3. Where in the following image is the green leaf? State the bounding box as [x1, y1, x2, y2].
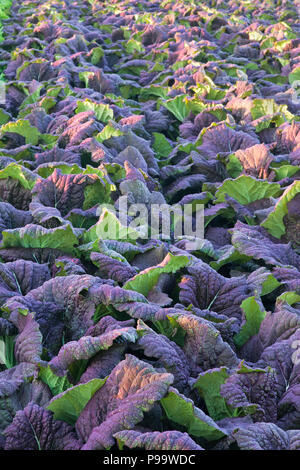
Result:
[39, 133, 57, 147]
[234, 297, 266, 348]
[248, 31, 263, 41]
[260, 36, 276, 50]
[152, 132, 173, 158]
[82, 208, 140, 245]
[18, 85, 43, 111]
[288, 67, 300, 85]
[276, 291, 300, 306]
[123, 253, 190, 297]
[101, 162, 126, 182]
[1, 224, 79, 254]
[152, 315, 186, 348]
[270, 164, 300, 181]
[0, 119, 41, 145]
[0, 339, 6, 367]
[0, 162, 37, 189]
[46, 86, 63, 98]
[160, 95, 191, 122]
[215, 175, 281, 205]
[193, 83, 225, 100]
[82, 167, 115, 209]
[171, 60, 189, 71]
[225, 154, 243, 178]
[0, 108, 11, 125]
[139, 85, 169, 100]
[119, 63, 146, 77]
[68, 359, 89, 384]
[236, 362, 267, 375]
[47, 378, 107, 425]
[119, 84, 140, 99]
[79, 71, 94, 87]
[210, 245, 251, 271]
[38, 96, 57, 114]
[160, 389, 227, 441]
[251, 98, 294, 122]
[125, 38, 145, 54]
[95, 122, 124, 143]
[83, 180, 114, 209]
[261, 181, 300, 238]
[260, 273, 281, 296]
[253, 114, 285, 133]
[0, 335, 16, 369]
[176, 141, 197, 154]
[91, 46, 104, 65]
[192, 367, 232, 421]
[39, 366, 72, 396]
[35, 163, 85, 178]
[75, 99, 113, 123]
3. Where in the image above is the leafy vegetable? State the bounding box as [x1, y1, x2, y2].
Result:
[0, 0, 299, 452]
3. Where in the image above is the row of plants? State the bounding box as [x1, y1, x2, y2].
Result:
[0, 0, 299, 451]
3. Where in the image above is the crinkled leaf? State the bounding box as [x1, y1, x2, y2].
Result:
[4, 403, 82, 450]
[115, 429, 203, 450]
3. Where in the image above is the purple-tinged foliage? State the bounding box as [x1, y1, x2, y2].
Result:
[0, 0, 299, 452]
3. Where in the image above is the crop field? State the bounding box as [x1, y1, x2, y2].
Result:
[0, 0, 299, 452]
